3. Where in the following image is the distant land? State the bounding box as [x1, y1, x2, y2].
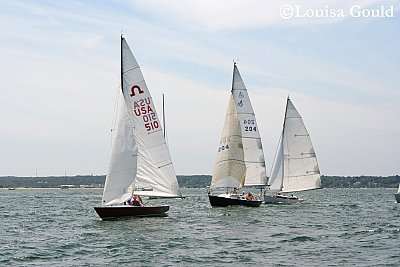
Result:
[0, 175, 399, 189]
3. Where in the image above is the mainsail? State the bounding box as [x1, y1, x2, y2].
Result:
[211, 95, 246, 189]
[120, 37, 181, 198]
[268, 97, 321, 193]
[231, 64, 266, 187]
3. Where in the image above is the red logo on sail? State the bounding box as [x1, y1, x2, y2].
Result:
[130, 85, 144, 97]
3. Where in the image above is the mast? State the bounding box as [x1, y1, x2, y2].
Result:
[162, 93, 166, 138]
[231, 61, 236, 93]
[280, 96, 290, 191]
[120, 34, 124, 93]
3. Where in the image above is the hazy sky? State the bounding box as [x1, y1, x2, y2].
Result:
[1, 0, 399, 177]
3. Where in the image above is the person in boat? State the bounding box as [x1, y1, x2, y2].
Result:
[258, 189, 264, 201]
[124, 195, 144, 206]
[246, 192, 255, 201]
[131, 194, 144, 206]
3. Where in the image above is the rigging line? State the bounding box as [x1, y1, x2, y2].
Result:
[288, 156, 316, 160]
[287, 173, 319, 178]
[158, 162, 173, 169]
[110, 85, 121, 147]
[244, 160, 265, 164]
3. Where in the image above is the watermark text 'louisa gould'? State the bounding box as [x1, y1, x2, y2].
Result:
[280, 4, 395, 20]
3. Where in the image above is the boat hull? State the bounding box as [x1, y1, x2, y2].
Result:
[395, 193, 400, 203]
[94, 205, 169, 220]
[264, 195, 303, 205]
[208, 195, 262, 207]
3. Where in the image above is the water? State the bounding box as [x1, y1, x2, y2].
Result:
[1, 188, 399, 266]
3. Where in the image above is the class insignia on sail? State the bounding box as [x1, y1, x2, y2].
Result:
[94, 35, 181, 220]
[208, 63, 265, 207]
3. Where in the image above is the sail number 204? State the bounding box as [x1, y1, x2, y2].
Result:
[244, 119, 256, 131]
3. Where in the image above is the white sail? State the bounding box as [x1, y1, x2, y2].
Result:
[102, 93, 137, 205]
[231, 64, 267, 187]
[269, 97, 321, 193]
[120, 37, 181, 198]
[268, 133, 284, 192]
[397, 184, 400, 194]
[211, 95, 246, 189]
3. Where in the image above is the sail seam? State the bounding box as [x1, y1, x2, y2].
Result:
[123, 66, 141, 73]
[216, 159, 245, 163]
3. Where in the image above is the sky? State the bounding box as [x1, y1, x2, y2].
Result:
[0, 0, 399, 177]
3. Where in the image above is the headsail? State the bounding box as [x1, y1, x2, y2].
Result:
[102, 93, 137, 205]
[269, 97, 321, 193]
[210, 95, 246, 189]
[231, 64, 267, 187]
[120, 37, 181, 198]
[267, 133, 284, 193]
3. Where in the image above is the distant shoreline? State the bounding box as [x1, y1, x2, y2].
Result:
[0, 175, 399, 189]
[0, 187, 103, 190]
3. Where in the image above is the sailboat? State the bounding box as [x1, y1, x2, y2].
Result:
[265, 97, 321, 204]
[208, 63, 266, 207]
[395, 184, 400, 203]
[94, 36, 182, 219]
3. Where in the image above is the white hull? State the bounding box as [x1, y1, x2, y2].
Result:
[264, 195, 303, 205]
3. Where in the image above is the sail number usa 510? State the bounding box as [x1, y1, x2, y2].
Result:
[133, 96, 160, 132]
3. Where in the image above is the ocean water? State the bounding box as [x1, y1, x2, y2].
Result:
[0, 188, 399, 266]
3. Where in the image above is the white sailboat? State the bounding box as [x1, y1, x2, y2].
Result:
[94, 36, 181, 219]
[208, 63, 266, 207]
[265, 97, 321, 204]
[395, 184, 400, 203]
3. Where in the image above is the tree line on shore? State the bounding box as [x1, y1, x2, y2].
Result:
[0, 175, 399, 188]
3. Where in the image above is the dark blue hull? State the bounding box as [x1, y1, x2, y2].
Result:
[94, 205, 169, 220]
[208, 195, 262, 207]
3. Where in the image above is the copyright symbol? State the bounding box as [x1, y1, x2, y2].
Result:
[280, 4, 294, 20]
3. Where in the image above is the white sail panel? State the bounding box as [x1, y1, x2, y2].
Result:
[280, 98, 321, 193]
[121, 38, 181, 198]
[397, 184, 400, 194]
[231, 64, 266, 187]
[268, 133, 284, 192]
[211, 95, 246, 189]
[102, 93, 137, 205]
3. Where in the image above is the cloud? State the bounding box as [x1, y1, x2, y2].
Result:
[129, 0, 391, 31]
